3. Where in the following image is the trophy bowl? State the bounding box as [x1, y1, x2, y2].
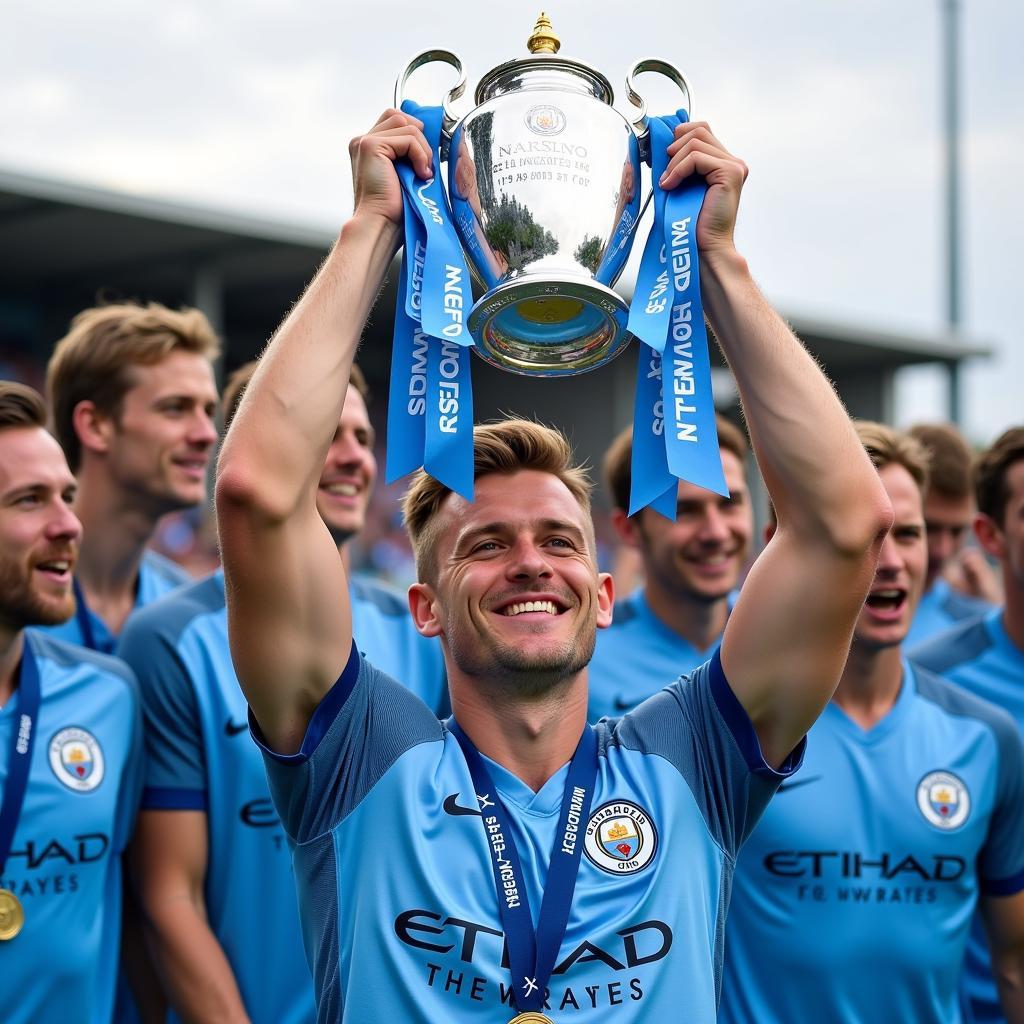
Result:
[396, 15, 692, 377]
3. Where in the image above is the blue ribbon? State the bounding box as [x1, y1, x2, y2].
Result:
[659, 162, 728, 497]
[385, 248, 428, 484]
[449, 720, 598, 1014]
[386, 100, 475, 501]
[628, 346, 678, 518]
[0, 643, 42, 877]
[626, 109, 728, 517]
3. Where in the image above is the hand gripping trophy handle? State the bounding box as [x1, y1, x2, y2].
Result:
[394, 49, 466, 143]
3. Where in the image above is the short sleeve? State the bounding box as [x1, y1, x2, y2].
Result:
[117, 614, 207, 810]
[612, 649, 804, 858]
[252, 644, 443, 844]
[980, 711, 1024, 896]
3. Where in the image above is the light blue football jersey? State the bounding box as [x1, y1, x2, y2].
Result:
[0, 631, 143, 1024]
[719, 661, 1024, 1024]
[254, 646, 801, 1023]
[912, 610, 1024, 1023]
[588, 588, 729, 721]
[116, 570, 447, 1024]
[905, 578, 991, 649]
[40, 549, 190, 654]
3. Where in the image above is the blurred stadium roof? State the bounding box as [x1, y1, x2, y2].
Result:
[0, 166, 991, 482]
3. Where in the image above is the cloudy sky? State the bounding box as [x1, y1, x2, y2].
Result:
[4, 0, 1020, 441]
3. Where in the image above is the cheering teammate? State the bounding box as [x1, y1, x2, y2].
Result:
[116, 360, 445, 1024]
[914, 426, 1024, 1023]
[41, 302, 220, 653]
[904, 422, 993, 646]
[720, 422, 1024, 1024]
[588, 416, 752, 719]
[0, 382, 143, 1022]
[215, 110, 891, 1021]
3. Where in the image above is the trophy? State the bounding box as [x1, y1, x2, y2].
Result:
[388, 14, 724, 513]
[394, 13, 692, 377]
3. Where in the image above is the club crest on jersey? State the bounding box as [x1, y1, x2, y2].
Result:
[916, 770, 970, 830]
[49, 727, 105, 792]
[584, 800, 657, 875]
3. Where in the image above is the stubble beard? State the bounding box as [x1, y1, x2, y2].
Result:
[0, 556, 76, 630]
[446, 613, 598, 702]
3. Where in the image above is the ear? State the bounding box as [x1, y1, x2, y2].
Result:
[611, 507, 643, 550]
[974, 513, 1005, 561]
[409, 582, 443, 638]
[72, 400, 114, 458]
[594, 571, 615, 630]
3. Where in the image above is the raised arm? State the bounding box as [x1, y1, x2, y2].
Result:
[660, 123, 893, 767]
[215, 111, 433, 753]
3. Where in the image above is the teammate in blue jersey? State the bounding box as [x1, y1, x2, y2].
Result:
[0, 382, 143, 1023]
[913, 425, 1024, 1023]
[40, 301, 220, 654]
[117, 360, 446, 1024]
[215, 110, 892, 1022]
[721, 421, 1024, 1024]
[588, 416, 751, 719]
[905, 422, 996, 648]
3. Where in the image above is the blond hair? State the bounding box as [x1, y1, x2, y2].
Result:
[402, 418, 593, 581]
[0, 381, 47, 433]
[855, 421, 930, 494]
[47, 302, 221, 471]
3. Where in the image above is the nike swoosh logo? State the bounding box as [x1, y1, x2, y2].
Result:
[443, 793, 482, 817]
[777, 775, 822, 794]
[613, 696, 635, 711]
[224, 719, 248, 737]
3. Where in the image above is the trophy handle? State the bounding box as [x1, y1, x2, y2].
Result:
[394, 49, 467, 137]
[625, 59, 694, 142]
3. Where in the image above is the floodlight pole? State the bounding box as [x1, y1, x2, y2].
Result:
[941, 0, 963, 423]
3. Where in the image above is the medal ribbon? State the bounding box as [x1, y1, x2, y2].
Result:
[449, 721, 598, 1013]
[386, 100, 475, 501]
[0, 643, 41, 878]
[627, 109, 728, 517]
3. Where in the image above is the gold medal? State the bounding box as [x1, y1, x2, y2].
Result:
[508, 1015, 555, 1024]
[0, 888, 24, 941]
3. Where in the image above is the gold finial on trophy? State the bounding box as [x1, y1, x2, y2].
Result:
[527, 12, 561, 54]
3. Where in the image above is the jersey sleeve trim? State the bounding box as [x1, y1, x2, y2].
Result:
[249, 642, 362, 765]
[982, 869, 1024, 898]
[708, 648, 805, 778]
[142, 786, 208, 811]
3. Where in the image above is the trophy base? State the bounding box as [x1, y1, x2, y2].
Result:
[467, 276, 631, 377]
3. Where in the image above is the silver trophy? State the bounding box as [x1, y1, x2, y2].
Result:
[395, 13, 692, 376]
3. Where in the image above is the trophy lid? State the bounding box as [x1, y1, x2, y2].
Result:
[475, 13, 614, 105]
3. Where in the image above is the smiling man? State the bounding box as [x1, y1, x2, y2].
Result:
[0, 382, 143, 1024]
[215, 110, 891, 1022]
[116, 360, 445, 1024]
[588, 417, 752, 719]
[40, 302, 220, 653]
[720, 423, 1024, 1024]
[913, 426, 1024, 1023]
